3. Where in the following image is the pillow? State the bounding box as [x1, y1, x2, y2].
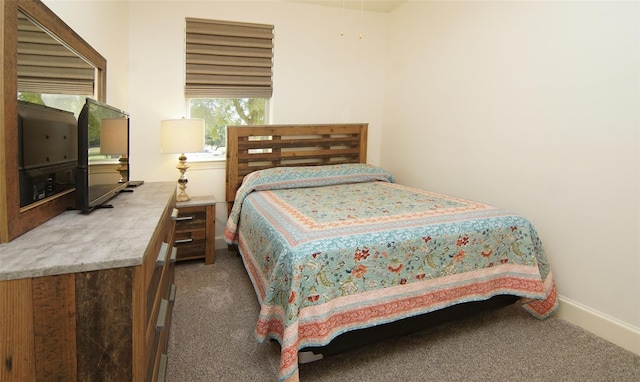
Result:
[224, 163, 394, 244]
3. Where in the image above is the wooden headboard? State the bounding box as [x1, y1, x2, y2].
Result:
[225, 123, 368, 206]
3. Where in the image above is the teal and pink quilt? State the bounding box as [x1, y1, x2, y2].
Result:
[224, 164, 558, 382]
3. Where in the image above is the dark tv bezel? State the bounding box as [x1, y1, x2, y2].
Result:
[76, 98, 130, 212]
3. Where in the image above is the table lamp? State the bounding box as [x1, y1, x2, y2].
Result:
[100, 118, 129, 183]
[160, 118, 205, 201]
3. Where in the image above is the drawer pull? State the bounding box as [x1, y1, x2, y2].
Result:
[169, 284, 177, 303]
[176, 215, 195, 222]
[170, 208, 179, 220]
[170, 247, 177, 263]
[156, 242, 169, 268]
[157, 354, 168, 382]
[175, 238, 193, 244]
[156, 298, 169, 331]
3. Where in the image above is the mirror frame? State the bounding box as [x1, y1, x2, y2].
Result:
[0, 0, 106, 242]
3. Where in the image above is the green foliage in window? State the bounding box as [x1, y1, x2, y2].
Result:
[17, 92, 45, 105]
[189, 98, 265, 150]
[17, 93, 85, 117]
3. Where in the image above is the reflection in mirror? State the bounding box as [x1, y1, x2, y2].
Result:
[76, 98, 130, 212]
[16, 10, 96, 116]
[1, 0, 108, 243]
[99, 118, 129, 183]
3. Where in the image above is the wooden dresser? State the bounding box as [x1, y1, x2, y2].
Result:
[0, 182, 177, 382]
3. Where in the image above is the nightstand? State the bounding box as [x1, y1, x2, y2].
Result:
[175, 195, 216, 264]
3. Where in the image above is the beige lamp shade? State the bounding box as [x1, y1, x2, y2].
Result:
[160, 118, 205, 154]
[100, 118, 128, 155]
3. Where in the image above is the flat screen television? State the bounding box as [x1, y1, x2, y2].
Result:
[76, 98, 130, 212]
[17, 101, 78, 208]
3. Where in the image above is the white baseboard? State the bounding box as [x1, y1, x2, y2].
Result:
[215, 236, 227, 250]
[556, 295, 640, 356]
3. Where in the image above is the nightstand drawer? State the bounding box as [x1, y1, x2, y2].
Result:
[175, 228, 206, 242]
[175, 242, 206, 259]
[175, 209, 206, 230]
[175, 230, 206, 260]
[175, 196, 216, 264]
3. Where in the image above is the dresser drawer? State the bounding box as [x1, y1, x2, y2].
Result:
[144, 244, 175, 382]
[146, 241, 173, 324]
[147, 281, 175, 382]
[141, 200, 177, 382]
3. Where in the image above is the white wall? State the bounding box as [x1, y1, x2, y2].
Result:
[45, 0, 640, 351]
[46, 0, 388, 243]
[128, 0, 387, 239]
[128, 0, 387, 191]
[44, 0, 130, 110]
[383, 0, 640, 335]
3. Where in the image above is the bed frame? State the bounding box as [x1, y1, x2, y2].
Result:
[225, 123, 517, 361]
[225, 123, 368, 213]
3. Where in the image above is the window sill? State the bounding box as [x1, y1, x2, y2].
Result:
[186, 157, 225, 171]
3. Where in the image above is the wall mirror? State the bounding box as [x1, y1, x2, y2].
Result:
[0, 0, 106, 242]
[17, 10, 97, 109]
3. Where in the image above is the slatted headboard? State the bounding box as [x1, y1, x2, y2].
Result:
[225, 123, 368, 208]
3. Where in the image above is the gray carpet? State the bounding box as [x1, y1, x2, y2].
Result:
[167, 249, 640, 381]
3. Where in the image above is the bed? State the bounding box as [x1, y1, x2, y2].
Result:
[223, 123, 558, 382]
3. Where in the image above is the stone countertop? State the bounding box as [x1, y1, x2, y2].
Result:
[176, 195, 216, 208]
[0, 182, 176, 281]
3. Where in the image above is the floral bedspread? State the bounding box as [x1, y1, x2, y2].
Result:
[224, 164, 558, 382]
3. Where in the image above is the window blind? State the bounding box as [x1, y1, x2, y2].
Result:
[17, 12, 95, 96]
[185, 18, 274, 98]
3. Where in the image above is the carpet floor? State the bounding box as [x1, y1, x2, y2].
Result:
[167, 249, 640, 381]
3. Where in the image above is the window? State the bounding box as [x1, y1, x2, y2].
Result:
[188, 98, 266, 157]
[185, 18, 274, 160]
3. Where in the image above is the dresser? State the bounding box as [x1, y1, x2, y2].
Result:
[0, 182, 177, 382]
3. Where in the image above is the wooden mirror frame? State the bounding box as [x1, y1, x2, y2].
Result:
[0, 0, 106, 242]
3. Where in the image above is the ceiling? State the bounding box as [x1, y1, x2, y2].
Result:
[288, 0, 407, 13]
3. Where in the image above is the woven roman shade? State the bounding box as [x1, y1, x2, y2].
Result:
[185, 18, 274, 98]
[17, 12, 95, 96]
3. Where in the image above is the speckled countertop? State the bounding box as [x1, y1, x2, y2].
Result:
[0, 182, 176, 281]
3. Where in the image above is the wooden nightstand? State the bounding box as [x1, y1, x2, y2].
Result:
[175, 195, 216, 264]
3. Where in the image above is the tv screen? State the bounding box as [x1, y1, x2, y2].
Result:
[17, 101, 78, 208]
[76, 98, 130, 212]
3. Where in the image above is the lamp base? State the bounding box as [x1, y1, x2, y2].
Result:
[116, 155, 128, 183]
[176, 153, 190, 201]
[177, 187, 190, 202]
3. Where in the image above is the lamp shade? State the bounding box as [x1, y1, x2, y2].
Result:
[100, 118, 128, 155]
[160, 118, 205, 154]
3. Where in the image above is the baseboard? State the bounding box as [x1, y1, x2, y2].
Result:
[556, 295, 640, 356]
[215, 236, 227, 250]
